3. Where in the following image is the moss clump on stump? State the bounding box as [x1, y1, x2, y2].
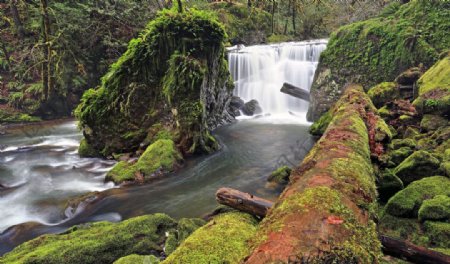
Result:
[75, 8, 233, 157]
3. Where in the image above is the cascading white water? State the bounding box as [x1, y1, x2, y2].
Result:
[228, 40, 327, 118]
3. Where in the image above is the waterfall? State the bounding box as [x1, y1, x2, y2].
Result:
[228, 40, 327, 118]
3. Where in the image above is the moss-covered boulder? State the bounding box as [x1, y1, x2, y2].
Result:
[161, 212, 258, 264]
[163, 218, 206, 256]
[393, 150, 440, 185]
[114, 254, 160, 264]
[423, 221, 450, 248]
[0, 214, 176, 264]
[267, 166, 292, 184]
[413, 52, 450, 116]
[389, 138, 416, 150]
[389, 147, 413, 165]
[308, 1, 449, 121]
[420, 114, 448, 132]
[105, 139, 182, 184]
[418, 195, 450, 222]
[377, 171, 404, 203]
[367, 82, 399, 108]
[75, 9, 233, 157]
[385, 176, 450, 218]
[78, 138, 99, 157]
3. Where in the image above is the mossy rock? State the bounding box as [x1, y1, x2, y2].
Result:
[413, 53, 450, 116]
[164, 218, 206, 256]
[0, 108, 41, 123]
[106, 139, 182, 184]
[267, 165, 292, 184]
[403, 127, 419, 139]
[161, 212, 258, 264]
[375, 117, 393, 142]
[393, 150, 440, 185]
[389, 138, 416, 150]
[308, 0, 450, 121]
[0, 214, 177, 264]
[441, 162, 450, 177]
[78, 138, 100, 158]
[309, 110, 332, 136]
[114, 254, 160, 264]
[418, 195, 450, 222]
[385, 176, 450, 218]
[423, 221, 450, 248]
[377, 171, 404, 203]
[420, 114, 448, 132]
[367, 82, 399, 108]
[389, 147, 413, 166]
[75, 8, 233, 156]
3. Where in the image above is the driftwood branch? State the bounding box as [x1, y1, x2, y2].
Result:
[280, 82, 310, 102]
[215, 187, 273, 217]
[380, 235, 450, 264]
[216, 187, 450, 264]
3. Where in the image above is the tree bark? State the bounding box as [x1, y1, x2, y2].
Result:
[380, 235, 450, 264]
[271, 0, 275, 34]
[216, 188, 273, 217]
[176, 0, 183, 13]
[292, 1, 296, 34]
[40, 0, 52, 101]
[10, 0, 26, 39]
[280, 82, 310, 101]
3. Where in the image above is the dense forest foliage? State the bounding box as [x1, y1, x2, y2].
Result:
[0, 0, 390, 122]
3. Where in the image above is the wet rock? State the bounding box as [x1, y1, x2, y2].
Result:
[267, 166, 292, 184]
[242, 100, 262, 116]
[228, 96, 244, 117]
[420, 114, 448, 132]
[393, 150, 440, 185]
[394, 67, 423, 86]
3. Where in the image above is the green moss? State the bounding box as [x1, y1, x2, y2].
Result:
[418, 195, 450, 222]
[423, 221, 450, 248]
[309, 110, 332, 136]
[377, 171, 404, 203]
[267, 165, 292, 183]
[413, 53, 450, 115]
[378, 106, 391, 118]
[164, 218, 206, 256]
[78, 138, 99, 158]
[114, 254, 160, 264]
[375, 116, 393, 142]
[389, 147, 413, 165]
[393, 150, 440, 185]
[106, 139, 182, 184]
[367, 82, 399, 108]
[389, 138, 416, 150]
[403, 127, 419, 139]
[0, 108, 41, 123]
[161, 212, 258, 264]
[420, 114, 448, 132]
[0, 214, 177, 264]
[385, 176, 450, 218]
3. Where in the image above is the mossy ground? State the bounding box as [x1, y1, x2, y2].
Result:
[0, 107, 41, 123]
[161, 212, 258, 264]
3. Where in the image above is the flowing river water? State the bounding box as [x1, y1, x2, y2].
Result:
[0, 40, 326, 255]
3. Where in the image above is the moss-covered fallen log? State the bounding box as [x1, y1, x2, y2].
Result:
[245, 85, 383, 263]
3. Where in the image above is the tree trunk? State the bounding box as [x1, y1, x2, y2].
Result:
[280, 82, 310, 101]
[292, 2, 296, 35]
[283, 0, 291, 35]
[271, 0, 275, 34]
[176, 0, 183, 13]
[380, 235, 450, 264]
[40, 0, 52, 101]
[10, 0, 26, 39]
[216, 188, 274, 217]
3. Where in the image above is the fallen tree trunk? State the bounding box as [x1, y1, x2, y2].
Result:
[280, 82, 310, 101]
[216, 187, 274, 217]
[380, 235, 450, 264]
[217, 187, 450, 264]
[245, 85, 382, 263]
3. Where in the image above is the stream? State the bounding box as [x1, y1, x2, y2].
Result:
[0, 40, 326, 255]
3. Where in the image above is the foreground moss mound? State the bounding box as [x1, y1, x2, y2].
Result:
[106, 139, 182, 184]
[385, 176, 450, 218]
[161, 212, 258, 264]
[114, 254, 160, 264]
[308, 0, 450, 120]
[0, 214, 176, 264]
[75, 8, 233, 157]
[418, 195, 450, 222]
